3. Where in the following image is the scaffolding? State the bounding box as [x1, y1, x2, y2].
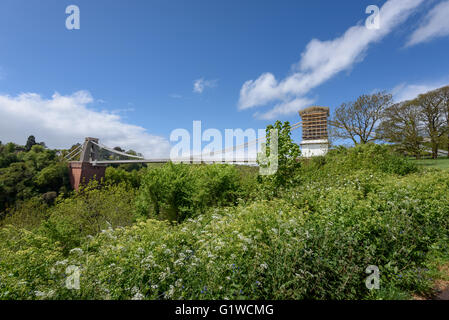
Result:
[299, 106, 329, 141]
[299, 106, 330, 157]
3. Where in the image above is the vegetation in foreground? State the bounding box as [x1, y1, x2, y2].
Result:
[0, 141, 448, 300]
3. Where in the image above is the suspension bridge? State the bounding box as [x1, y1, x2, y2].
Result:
[66, 106, 331, 190]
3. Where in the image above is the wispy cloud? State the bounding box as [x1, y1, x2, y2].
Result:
[170, 93, 183, 99]
[110, 107, 135, 114]
[255, 97, 315, 121]
[407, 0, 449, 46]
[193, 78, 218, 94]
[0, 91, 170, 158]
[392, 78, 449, 102]
[238, 0, 425, 120]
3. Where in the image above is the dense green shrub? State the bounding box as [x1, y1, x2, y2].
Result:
[0, 197, 49, 230]
[40, 181, 137, 251]
[136, 163, 243, 222]
[0, 226, 65, 299]
[104, 167, 142, 188]
[1, 169, 448, 300]
[324, 144, 417, 175]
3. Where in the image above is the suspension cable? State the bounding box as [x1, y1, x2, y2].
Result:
[91, 141, 144, 159]
[66, 149, 82, 161]
[192, 121, 302, 158]
[64, 144, 82, 160]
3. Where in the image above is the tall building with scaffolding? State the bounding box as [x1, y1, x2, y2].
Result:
[299, 106, 329, 157]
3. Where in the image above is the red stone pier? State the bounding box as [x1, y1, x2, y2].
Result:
[68, 137, 106, 191]
[68, 162, 106, 191]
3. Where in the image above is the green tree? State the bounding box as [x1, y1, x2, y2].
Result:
[258, 121, 301, 194]
[439, 85, 449, 157]
[20, 144, 56, 171]
[414, 89, 446, 159]
[0, 140, 70, 214]
[33, 162, 70, 193]
[25, 135, 36, 151]
[378, 100, 424, 158]
[0, 162, 35, 211]
[331, 92, 392, 145]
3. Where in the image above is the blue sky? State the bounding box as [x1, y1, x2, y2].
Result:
[1, 0, 449, 157]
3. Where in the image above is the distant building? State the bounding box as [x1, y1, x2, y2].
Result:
[299, 106, 329, 157]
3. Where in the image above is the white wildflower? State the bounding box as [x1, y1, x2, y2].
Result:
[175, 279, 183, 287]
[131, 287, 144, 300]
[174, 259, 183, 267]
[132, 292, 144, 300]
[164, 285, 175, 299]
[69, 248, 83, 255]
[55, 259, 68, 266]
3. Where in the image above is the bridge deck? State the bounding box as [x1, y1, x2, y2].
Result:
[90, 159, 259, 165]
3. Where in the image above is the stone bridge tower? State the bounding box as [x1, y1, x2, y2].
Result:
[68, 137, 106, 191]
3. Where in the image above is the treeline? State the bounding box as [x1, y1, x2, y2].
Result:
[0, 135, 145, 217]
[331, 85, 449, 158]
[0, 136, 70, 214]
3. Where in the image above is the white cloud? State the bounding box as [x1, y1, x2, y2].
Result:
[255, 97, 315, 121]
[407, 0, 449, 46]
[392, 79, 449, 102]
[238, 0, 425, 120]
[0, 90, 171, 158]
[193, 78, 218, 94]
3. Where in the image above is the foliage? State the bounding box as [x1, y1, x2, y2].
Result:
[33, 162, 70, 194]
[0, 167, 448, 300]
[331, 92, 392, 144]
[39, 181, 138, 252]
[378, 100, 424, 158]
[257, 120, 301, 196]
[414, 88, 447, 159]
[136, 163, 243, 222]
[0, 141, 69, 214]
[104, 166, 142, 188]
[25, 135, 37, 152]
[320, 144, 418, 176]
[378, 85, 449, 159]
[0, 197, 49, 230]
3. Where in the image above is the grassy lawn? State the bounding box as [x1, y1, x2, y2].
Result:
[414, 157, 449, 170]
